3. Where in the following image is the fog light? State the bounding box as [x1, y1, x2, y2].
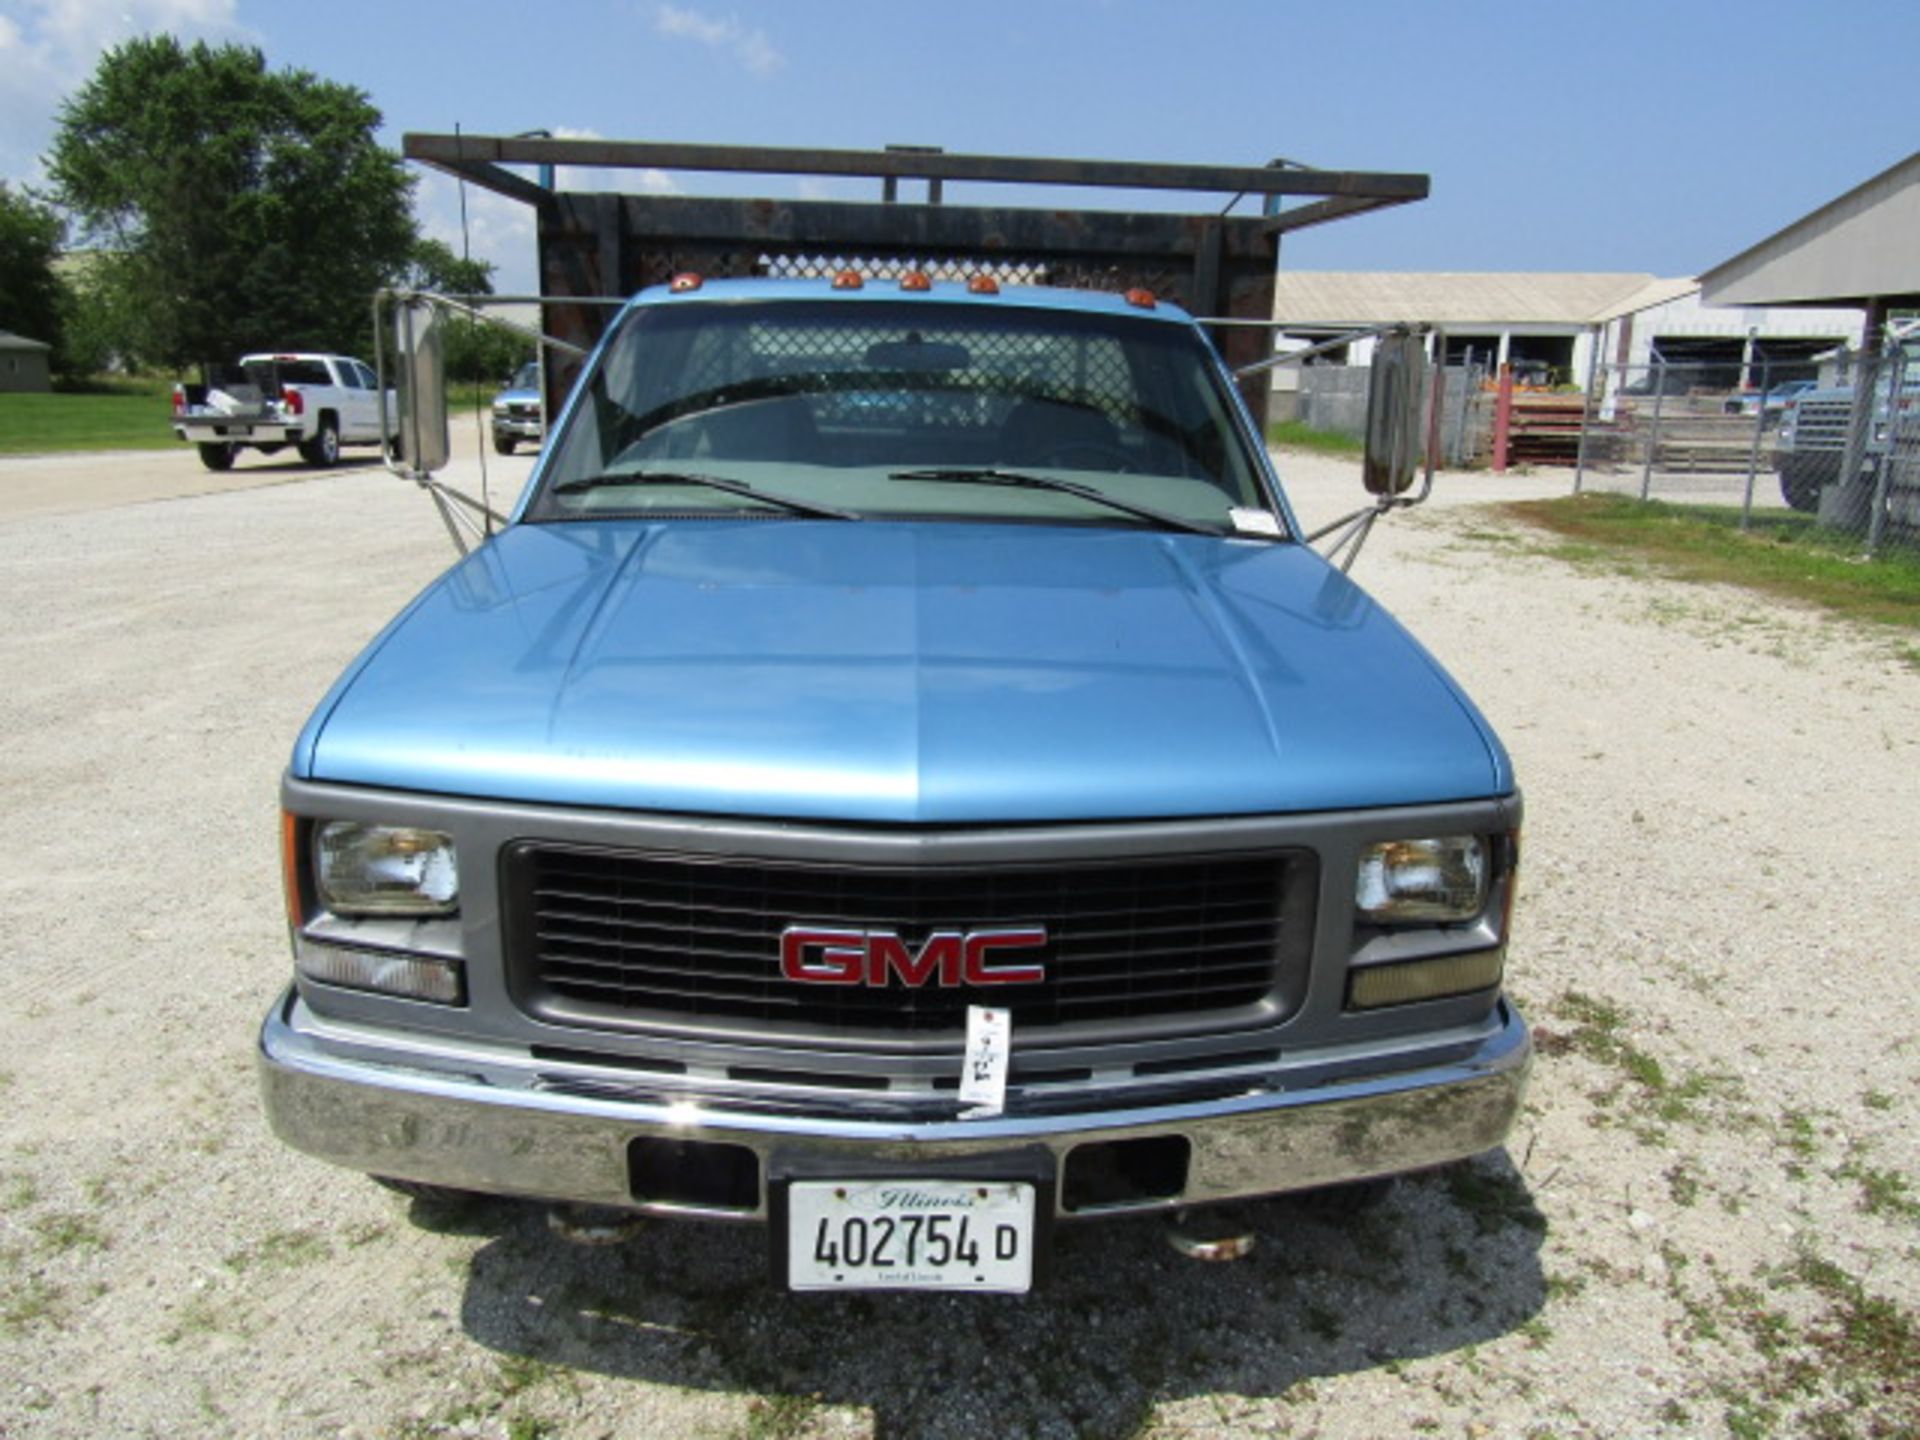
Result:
[295, 938, 465, 1004]
[1348, 950, 1504, 1010]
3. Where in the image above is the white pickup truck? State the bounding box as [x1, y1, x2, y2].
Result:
[171, 352, 396, 471]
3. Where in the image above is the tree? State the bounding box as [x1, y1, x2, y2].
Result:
[405, 237, 529, 384]
[406, 237, 495, 299]
[0, 182, 66, 360]
[46, 36, 417, 368]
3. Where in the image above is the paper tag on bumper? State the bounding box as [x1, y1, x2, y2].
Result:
[959, 1005, 1010, 1116]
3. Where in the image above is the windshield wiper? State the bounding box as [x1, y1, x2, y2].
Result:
[549, 469, 860, 521]
[889, 467, 1226, 537]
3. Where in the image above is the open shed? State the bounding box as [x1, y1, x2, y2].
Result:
[1701, 150, 1920, 337]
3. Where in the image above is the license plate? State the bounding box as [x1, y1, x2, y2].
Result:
[786, 1180, 1035, 1292]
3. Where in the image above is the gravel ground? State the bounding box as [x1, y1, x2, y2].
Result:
[0, 437, 1914, 1440]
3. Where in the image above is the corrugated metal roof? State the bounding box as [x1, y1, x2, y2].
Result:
[1272, 272, 1674, 326]
[1588, 276, 1700, 323]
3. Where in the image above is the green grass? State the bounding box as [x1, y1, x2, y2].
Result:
[0, 376, 181, 455]
[449, 379, 496, 411]
[1267, 419, 1365, 457]
[1502, 493, 1920, 633]
[0, 374, 500, 456]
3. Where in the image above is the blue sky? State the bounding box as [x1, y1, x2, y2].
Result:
[4, 0, 1916, 296]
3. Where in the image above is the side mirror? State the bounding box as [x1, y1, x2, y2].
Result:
[394, 297, 450, 474]
[1362, 332, 1429, 496]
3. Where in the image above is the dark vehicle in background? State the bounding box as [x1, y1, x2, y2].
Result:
[491, 360, 542, 454]
[1774, 373, 1920, 516]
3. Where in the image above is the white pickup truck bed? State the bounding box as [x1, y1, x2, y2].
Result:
[172, 352, 394, 471]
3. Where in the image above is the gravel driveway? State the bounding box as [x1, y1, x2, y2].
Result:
[0, 439, 1913, 1439]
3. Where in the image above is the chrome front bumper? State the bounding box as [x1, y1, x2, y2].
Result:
[258, 989, 1530, 1220]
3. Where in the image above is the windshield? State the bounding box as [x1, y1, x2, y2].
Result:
[508, 361, 538, 392]
[529, 297, 1272, 531]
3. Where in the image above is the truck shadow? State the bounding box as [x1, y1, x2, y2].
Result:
[442, 1151, 1547, 1438]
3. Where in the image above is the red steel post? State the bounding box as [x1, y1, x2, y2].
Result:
[1492, 363, 1515, 473]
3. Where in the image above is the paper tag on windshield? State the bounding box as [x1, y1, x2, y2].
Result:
[1229, 507, 1283, 537]
[958, 1006, 1011, 1116]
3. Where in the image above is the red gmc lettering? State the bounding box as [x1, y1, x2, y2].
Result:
[779, 927, 865, 985]
[963, 929, 1047, 984]
[865, 932, 963, 987]
[780, 926, 1048, 986]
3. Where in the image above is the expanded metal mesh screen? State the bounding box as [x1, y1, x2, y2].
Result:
[627, 251, 1188, 301]
[672, 308, 1146, 434]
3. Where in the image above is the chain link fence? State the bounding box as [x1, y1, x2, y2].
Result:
[1296, 361, 1490, 468]
[1571, 345, 1920, 554]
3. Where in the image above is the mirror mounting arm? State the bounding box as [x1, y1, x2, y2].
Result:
[372, 287, 595, 555]
[1246, 321, 1441, 572]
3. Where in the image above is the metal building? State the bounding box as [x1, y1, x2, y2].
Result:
[1271, 272, 1858, 394]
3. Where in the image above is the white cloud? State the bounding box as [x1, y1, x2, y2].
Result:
[415, 171, 540, 297]
[0, 0, 254, 186]
[549, 124, 684, 196]
[652, 3, 785, 77]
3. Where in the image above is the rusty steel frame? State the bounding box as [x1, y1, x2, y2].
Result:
[402, 133, 1430, 421]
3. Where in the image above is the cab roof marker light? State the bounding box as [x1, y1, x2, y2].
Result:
[832, 269, 865, 290]
[1124, 288, 1158, 309]
[967, 275, 1000, 295]
[900, 271, 932, 292]
[669, 272, 704, 293]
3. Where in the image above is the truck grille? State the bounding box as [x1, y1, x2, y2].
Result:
[505, 844, 1302, 1035]
[1788, 398, 1854, 449]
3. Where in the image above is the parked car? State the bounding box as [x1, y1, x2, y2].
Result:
[491, 360, 542, 454]
[171, 353, 395, 471]
[1723, 378, 1815, 420]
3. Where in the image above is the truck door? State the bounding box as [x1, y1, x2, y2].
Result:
[336, 360, 379, 440]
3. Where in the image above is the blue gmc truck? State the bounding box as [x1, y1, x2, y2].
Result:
[258, 139, 1527, 1293]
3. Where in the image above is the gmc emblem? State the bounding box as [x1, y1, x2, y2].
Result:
[780, 925, 1048, 987]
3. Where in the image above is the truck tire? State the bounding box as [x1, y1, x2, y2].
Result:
[196, 442, 237, 472]
[299, 417, 340, 468]
[1777, 456, 1827, 514]
[493, 433, 516, 456]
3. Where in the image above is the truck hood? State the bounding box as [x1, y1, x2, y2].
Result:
[297, 519, 1509, 823]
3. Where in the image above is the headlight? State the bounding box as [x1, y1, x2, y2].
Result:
[314, 822, 458, 916]
[1355, 835, 1487, 923]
